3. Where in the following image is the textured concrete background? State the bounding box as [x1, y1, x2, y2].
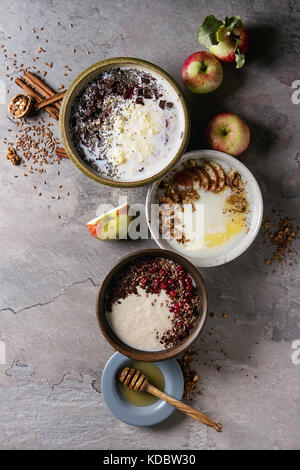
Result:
[0, 0, 300, 450]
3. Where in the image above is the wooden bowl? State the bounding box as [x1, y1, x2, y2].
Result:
[96, 249, 208, 361]
[59, 57, 190, 188]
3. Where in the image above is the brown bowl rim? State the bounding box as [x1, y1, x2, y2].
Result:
[96, 248, 208, 361]
[59, 57, 190, 188]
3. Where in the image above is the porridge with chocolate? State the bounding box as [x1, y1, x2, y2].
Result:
[106, 257, 200, 351]
[70, 67, 185, 181]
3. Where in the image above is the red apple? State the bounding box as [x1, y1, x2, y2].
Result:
[210, 24, 249, 64]
[86, 203, 132, 240]
[205, 113, 250, 156]
[181, 51, 223, 94]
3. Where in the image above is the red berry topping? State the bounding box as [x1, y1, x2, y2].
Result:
[167, 279, 174, 286]
[140, 277, 148, 286]
[169, 306, 175, 313]
[159, 269, 165, 277]
[177, 265, 183, 272]
[160, 282, 167, 290]
[169, 290, 177, 298]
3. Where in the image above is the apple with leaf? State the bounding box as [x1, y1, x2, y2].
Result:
[198, 15, 249, 68]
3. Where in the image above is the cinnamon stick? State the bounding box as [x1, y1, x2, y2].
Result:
[15, 78, 59, 120]
[34, 91, 66, 110]
[24, 72, 62, 111]
[55, 147, 69, 159]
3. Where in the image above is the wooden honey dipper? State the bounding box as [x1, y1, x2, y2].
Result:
[119, 367, 222, 432]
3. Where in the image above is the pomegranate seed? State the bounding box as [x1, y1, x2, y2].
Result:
[173, 302, 180, 310]
[160, 282, 167, 290]
[177, 265, 183, 272]
[153, 278, 160, 287]
[169, 290, 177, 298]
[149, 266, 156, 273]
[153, 287, 159, 294]
[167, 279, 174, 286]
[177, 321, 183, 327]
[186, 284, 192, 291]
[159, 269, 165, 276]
[169, 306, 175, 313]
[140, 277, 148, 285]
[187, 324, 193, 329]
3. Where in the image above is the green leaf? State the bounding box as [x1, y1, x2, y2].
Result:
[235, 49, 245, 68]
[197, 15, 223, 49]
[224, 16, 242, 31]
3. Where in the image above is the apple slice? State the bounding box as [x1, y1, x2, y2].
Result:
[209, 161, 226, 191]
[196, 167, 211, 191]
[86, 203, 132, 241]
[173, 169, 194, 187]
[203, 162, 219, 192]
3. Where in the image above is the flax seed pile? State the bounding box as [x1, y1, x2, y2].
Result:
[4, 118, 61, 174]
[0, 21, 85, 203]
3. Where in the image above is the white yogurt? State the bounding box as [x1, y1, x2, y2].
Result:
[159, 159, 251, 260]
[107, 287, 173, 351]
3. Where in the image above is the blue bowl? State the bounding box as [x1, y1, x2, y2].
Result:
[101, 352, 184, 426]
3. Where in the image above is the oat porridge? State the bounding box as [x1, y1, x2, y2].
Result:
[70, 67, 185, 182]
[105, 257, 200, 351]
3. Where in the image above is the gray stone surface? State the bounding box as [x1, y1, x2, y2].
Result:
[0, 0, 300, 450]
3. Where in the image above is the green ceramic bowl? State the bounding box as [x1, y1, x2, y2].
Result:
[59, 57, 190, 188]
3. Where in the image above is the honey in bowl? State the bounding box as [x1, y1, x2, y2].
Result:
[118, 361, 165, 407]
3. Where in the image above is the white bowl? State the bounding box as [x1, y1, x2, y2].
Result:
[146, 149, 263, 267]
